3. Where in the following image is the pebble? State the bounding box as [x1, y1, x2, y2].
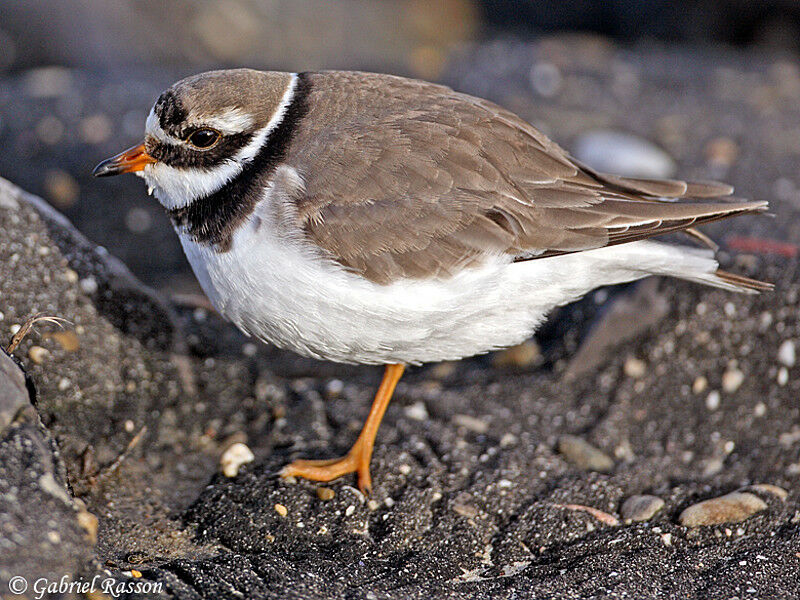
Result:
[404, 401, 429, 421]
[453, 414, 488, 434]
[778, 340, 796, 367]
[529, 61, 563, 97]
[777, 367, 789, 386]
[679, 492, 767, 527]
[558, 435, 614, 473]
[125, 207, 152, 233]
[721, 367, 745, 393]
[693, 376, 708, 394]
[316, 487, 335, 501]
[345, 505, 355, 517]
[492, 340, 541, 368]
[48, 330, 79, 352]
[79, 114, 112, 144]
[44, 169, 79, 209]
[706, 390, 721, 411]
[27, 345, 49, 364]
[621, 495, 665, 522]
[80, 277, 98, 295]
[623, 356, 647, 379]
[704, 136, 739, 168]
[748, 484, 788, 501]
[220, 442, 254, 477]
[274, 503, 288, 517]
[573, 129, 676, 179]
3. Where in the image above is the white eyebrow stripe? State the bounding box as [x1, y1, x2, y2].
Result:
[198, 107, 254, 134]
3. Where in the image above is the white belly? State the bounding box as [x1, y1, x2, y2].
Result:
[177, 205, 714, 365]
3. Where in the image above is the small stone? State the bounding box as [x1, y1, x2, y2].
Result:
[679, 492, 767, 527]
[274, 503, 288, 517]
[493, 340, 541, 368]
[316, 487, 335, 501]
[404, 401, 429, 421]
[754, 402, 767, 417]
[623, 356, 647, 379]
[63, 269, 79, 284]
[453, 414, 488, 434]
[79, 114, 112, 144]
[693, 376, 708, 394]
[80, 277, 98, 295]
[58, 377, 71, 391]
[558, 435, 614, 473]
[722, 367, 745, 393]
[220, 442, 254, 477]
[573, 129, 676, 179]
[325, 379, 344, 397]
[706, 390, 721, 411]
[778, 340, 796, 367]
[77, 510, 98, 543]
[367, 499, 379, 511]
[48, 330, 80, 352]
[44, 169, 79, 209]
[748, 484, 788, 501]
[125, 207, 152, 233]
[399, 464, 411, 475]
[621, 495, 665, 522]
[704, 136, 739, 168]
[500, 433, 518, 448]
[345, 505, 355, 517]
[529, 61, 563, 97]
[777, 367, 789, 386]
[27, 345, 49, 364]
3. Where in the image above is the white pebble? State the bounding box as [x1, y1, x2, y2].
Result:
[399, 464, 411, 475]
[529, 62, 563, 97]
[404, 401, 429, 421]
[754, 402, 767, 417]
[573, 129, 676, 179]
[722, 367, 745, 393]
[220, 442, 254, 477]
[79, 277, 98, 294]
[706, 391, 721, 411]
[58, 377, 71, 391]
[778, 340, 796, 367]
[241, 342, 257, 357]
[777, 367, 789, 386]
[345, 505, 355, 517]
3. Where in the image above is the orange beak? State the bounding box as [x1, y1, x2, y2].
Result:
[92, 142, 156, 177]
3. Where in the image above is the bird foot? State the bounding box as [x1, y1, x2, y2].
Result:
[280, 440, 372, 494]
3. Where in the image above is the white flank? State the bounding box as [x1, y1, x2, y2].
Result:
[177, 171, 734, 366]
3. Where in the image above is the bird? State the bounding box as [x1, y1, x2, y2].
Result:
[93, 68, 769, 493]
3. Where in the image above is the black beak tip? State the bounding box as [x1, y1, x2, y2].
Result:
[92, 159, 117, 178]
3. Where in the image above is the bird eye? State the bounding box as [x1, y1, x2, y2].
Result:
[186, 128, 220, 149]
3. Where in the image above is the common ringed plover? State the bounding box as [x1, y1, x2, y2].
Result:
[94, 69, 769, 492]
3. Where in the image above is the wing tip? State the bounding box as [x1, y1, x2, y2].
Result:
[714, 268, 774, 293]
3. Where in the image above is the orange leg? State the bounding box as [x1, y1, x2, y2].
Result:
[281, 363, 405, 494]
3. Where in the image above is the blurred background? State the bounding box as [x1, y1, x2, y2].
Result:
[0, 0, 798, 293]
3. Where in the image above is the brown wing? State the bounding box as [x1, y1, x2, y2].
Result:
[287, 72, 765, 284]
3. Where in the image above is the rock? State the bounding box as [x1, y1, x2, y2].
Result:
[748, 484, 789, 501]
[679, 492, 768, 527]
[558, 435, 614, 473]
[493, 340, 542, 368]
[623, 356, 647, 379]
[778, 340, 796, 367]
[621, 495, 665, 522]
[0, 350, 94, 589]
[721, 366, 745, 393]
[220, 442, 254, 478]
[572, 129, 676, 179]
